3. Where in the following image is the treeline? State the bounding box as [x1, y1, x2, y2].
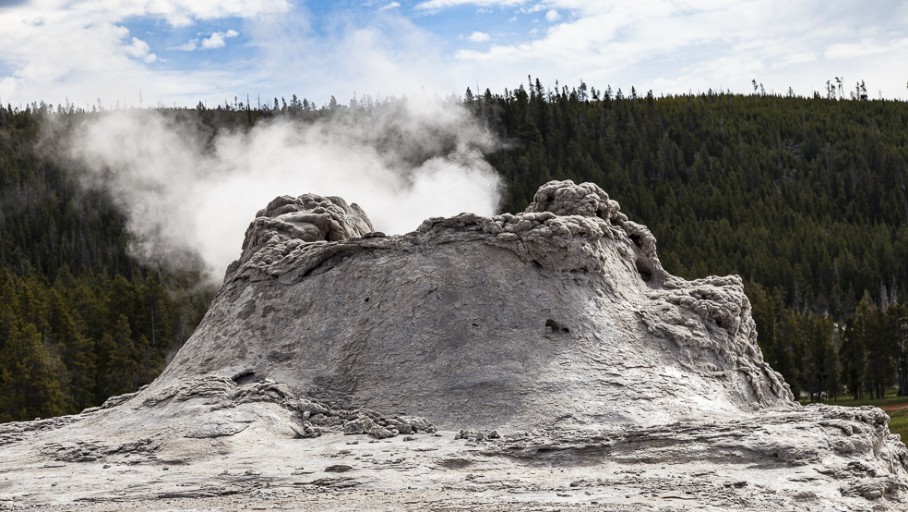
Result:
[3, 80, 908, 420]
[465, 78, 908, 400]
[1, 108, 134, 278]
[0, 107, 213, 421]
[748, 285, 908, 400]
[0, 268, 208, 421]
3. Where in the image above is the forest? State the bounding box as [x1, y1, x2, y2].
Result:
[2, 79, 908, 421]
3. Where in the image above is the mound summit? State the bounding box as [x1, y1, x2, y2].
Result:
[1, 180, 906, 511]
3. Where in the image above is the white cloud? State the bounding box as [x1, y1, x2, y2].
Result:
[125, 37, 158, 63]
[415, 0, 528, 10]
[1, 0, 469, 107]
[0, 0, 289, 106]
[2, 0, 908, 108]
[244, 9, 466, 106]
[781, 51, 817, 66]
[87, 0, 292, 27]
[199, 29, 240, 49]
[468, 31, 490, 42]
[447, 0, 908, 99]
[824, 39, 908, 60]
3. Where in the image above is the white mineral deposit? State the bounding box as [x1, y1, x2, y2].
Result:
[1, 181, 906, 511]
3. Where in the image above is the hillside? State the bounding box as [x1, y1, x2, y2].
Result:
[0, 107, 214, 421]
[2, 86, 908, 419]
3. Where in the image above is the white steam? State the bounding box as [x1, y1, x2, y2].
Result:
[61, 98, 502, 281]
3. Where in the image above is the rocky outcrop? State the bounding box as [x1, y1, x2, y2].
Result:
[0, 180, 906, 511]
[224, 193, 374, 281]
[153, 180, 793, 429]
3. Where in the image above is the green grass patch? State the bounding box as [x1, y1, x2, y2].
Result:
[890, 410, 908, 442]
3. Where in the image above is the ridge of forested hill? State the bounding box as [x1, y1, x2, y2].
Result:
[2, 82, 908, 421]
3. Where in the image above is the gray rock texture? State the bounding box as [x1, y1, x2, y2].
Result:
[154, 180, 792, 429]
[1, 180, 906, 511]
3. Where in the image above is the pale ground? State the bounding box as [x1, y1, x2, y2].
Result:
[1, 400, 906, 511]
[0, 429, 818, 512]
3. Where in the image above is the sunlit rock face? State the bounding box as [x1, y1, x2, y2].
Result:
[1, 181, 906, 512]
[155, 179, 793, 429]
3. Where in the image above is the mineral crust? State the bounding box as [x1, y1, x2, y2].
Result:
[1, 180, 905, 511]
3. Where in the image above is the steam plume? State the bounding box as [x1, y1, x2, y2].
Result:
[58, 98, 502, 281]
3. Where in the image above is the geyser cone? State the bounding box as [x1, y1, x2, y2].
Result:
[152, 181, 793, 429]
[4, 181, 908, 511]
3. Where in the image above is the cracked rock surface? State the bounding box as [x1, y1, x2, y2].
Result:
[1, 180, 906, 511]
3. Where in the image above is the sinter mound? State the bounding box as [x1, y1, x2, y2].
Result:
[152, 180, 792, 429]
[1, 180, 907, 512]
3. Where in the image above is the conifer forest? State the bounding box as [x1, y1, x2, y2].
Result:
[2, 80, 908, 421]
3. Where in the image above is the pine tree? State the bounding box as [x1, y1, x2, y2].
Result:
[0, 322, 67, 421]
[841, 293, 876, 399]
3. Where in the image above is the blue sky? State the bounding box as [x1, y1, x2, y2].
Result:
[0, 0, 906, 108]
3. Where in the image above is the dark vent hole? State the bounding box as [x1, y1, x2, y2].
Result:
[545, 319, 570, 334]
[635, 259, 653, 283]
[232, 370, 256, 385]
